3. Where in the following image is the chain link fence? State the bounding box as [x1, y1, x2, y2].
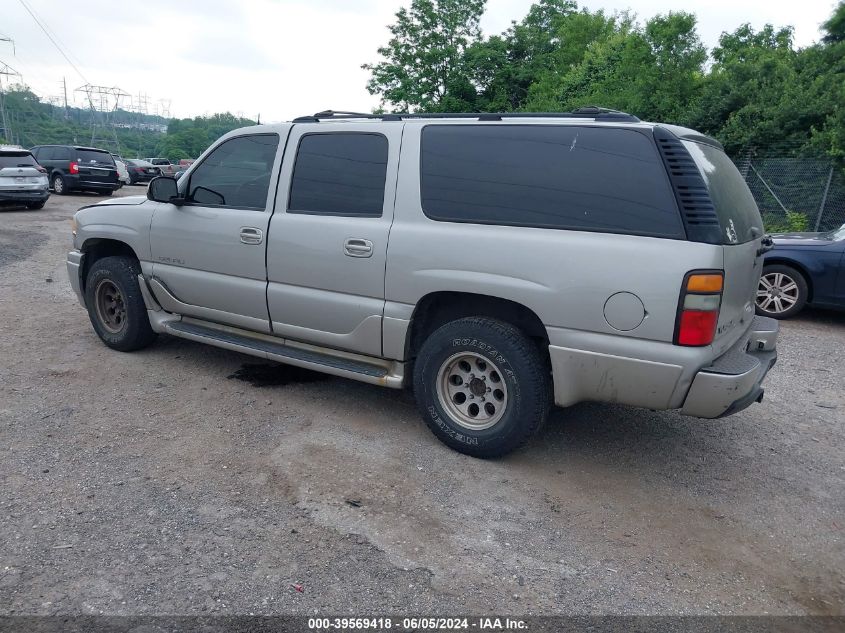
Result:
[733, 152, 845, 233]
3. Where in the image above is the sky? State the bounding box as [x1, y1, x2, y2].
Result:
[0, 0, 838, 121]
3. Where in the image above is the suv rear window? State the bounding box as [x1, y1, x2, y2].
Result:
[75, 149, 115, 166]
[683, 141, 763, 244]
[0, 152, 37, 168]
[420, 125, 684, 238]
[288, 133, 388, 217]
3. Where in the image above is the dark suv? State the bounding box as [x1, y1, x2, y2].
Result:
[30, 145, 120, 196]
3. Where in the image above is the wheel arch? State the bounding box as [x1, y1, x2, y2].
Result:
[405, 291, 549, 361]
[79, 238, 140, 295]
[763, 257, 814, 303]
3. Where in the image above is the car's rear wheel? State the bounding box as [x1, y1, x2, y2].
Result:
[756, 264, 808, 319]
[413, 317, 550, 458]
[26, 201, 45, 210]
[84, 256, 156, 351]
[52, 174, 67, 195]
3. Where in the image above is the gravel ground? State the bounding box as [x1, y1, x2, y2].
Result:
[0, 188, 843, 616]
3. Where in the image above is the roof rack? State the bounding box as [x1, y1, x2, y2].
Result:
[292, 106, 639, 123]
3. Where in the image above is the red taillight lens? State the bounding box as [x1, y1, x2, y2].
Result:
[37, 166, 47, 173]
[677, 310, 720, 346]
[69, 161, 79, 174]
[675, 271, 724, 347]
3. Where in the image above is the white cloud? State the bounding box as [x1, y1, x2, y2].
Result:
[0, 0, 835, 121]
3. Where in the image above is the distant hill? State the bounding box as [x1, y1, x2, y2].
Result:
[0, 84, 255, 161]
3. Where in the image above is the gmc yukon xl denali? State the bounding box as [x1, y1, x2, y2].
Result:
[67, 108, 778, 457]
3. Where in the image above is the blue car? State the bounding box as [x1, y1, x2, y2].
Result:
[757, 224, 845, 318]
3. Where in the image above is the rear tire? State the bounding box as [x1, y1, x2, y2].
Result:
[52, 174, 67, 195]
[413, 317, 550, 458]
[756, 264, 808, 319]
[84, 256, 156, 352]
[26, 201, 46, 210]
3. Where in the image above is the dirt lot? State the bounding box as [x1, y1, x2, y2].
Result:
[1, 188, 843, 616]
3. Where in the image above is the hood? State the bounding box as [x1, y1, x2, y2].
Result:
[80, 195, 148, 210]
[772, 231, 835, 247]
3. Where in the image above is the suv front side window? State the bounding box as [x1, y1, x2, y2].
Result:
[187, 134, 279, 210]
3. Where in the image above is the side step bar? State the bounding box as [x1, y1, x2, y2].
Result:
[164, 319, 405, 389]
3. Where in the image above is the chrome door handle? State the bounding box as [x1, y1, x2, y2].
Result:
[344, 238, 373, 258]
[240, 227, 263, 245]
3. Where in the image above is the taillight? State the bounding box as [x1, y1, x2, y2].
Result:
[36, 166, 47, 173]
[69, 161, 79, 174]
[675, 272, 724, 346]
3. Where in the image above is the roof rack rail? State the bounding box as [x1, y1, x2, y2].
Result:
[292, 107, 639, 123]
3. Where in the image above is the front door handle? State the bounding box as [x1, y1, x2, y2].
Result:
[240, 227, 263, 245]
[344, 238, 373, 258]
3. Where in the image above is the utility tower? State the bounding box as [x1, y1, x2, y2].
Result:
[75, 83, 129, 152]
[0, 35, 18, 144]
[0, 61, 22, 144]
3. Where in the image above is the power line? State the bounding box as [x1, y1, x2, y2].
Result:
[17, 0, 88, 84]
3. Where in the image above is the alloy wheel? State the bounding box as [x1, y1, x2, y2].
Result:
[436, 352, 509, 431]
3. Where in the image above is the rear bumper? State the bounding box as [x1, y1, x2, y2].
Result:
[64, 174, 119, 191]
[680, 316, 778, 418]
[67, 249, 85, 307]
[0, 188, 50, 203]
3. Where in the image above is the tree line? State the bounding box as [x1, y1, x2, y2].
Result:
[363, 0, 845, 162]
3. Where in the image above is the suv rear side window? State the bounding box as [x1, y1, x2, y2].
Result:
[0, 152, 37, 168]
[188, 134, 280, 209]
[420, 125, 683, 237]
[288, 133, 388, 217]
[683, 141, 763, 244]
[75, 149, 114, 166]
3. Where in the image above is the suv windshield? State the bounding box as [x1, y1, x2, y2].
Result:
[75, 149, 115, 166]
[0, 152, 37, 168]
[683, 141, 763, 245]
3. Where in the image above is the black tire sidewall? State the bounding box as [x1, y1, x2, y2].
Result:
[84, 256, 155, 351]
[757, 264, 808, 319]
[414, 318, 548, 457]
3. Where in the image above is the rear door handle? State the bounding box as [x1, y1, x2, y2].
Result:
[240, 227, 263, 245]
[344, 238, 373, 258]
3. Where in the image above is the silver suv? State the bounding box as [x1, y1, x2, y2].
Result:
[67, 108, 778, 458]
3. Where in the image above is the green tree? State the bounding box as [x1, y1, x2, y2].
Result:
[363, 0, 486, 111]
[526, 11, 705, 122]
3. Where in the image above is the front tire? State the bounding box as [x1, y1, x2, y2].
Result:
[413, 317, 550, 458]
[756, 264, 808, 319]
[84, 256, 156, 351]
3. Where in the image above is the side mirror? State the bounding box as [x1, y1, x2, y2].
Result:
[147, 176, 183, 204]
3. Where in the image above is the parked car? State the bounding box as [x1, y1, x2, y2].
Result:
[0, 146, 50, 209]
[124, 159, 161, 184]
[756, 224, 845, 318]
[30, 145, 120, 196]
[178, 158, 195, 169]
[144, 158, 175, 176]
[67, 108, 779, 458]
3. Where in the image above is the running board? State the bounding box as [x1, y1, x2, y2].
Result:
[164, 319, 404, 389]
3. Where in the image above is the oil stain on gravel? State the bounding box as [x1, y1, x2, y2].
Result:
[227, 362, 329, 387]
